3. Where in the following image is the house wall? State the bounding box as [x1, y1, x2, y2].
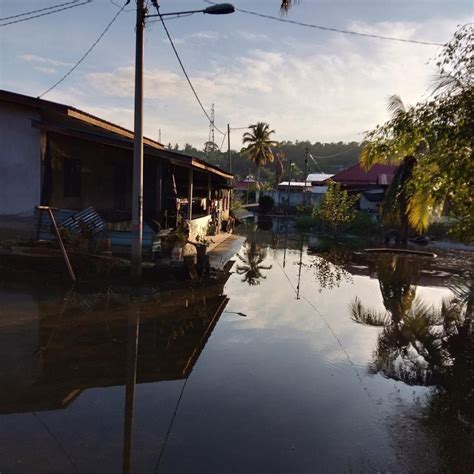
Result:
[189, 215, 211, 241]
[48, 134, 123, 211]
[0, 102, 41, 215]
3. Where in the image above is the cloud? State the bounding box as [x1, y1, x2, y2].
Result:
[19, 53, 73, 75]
[47, 18, 465, 148]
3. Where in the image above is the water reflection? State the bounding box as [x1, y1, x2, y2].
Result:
[305, 239, 353, 291]
[0, 282, 229, 414]
[349, 254, 473, 466]
[349, 254, 470, 386]
[236, 242, 273, 286]
[0, 277, 230, 473]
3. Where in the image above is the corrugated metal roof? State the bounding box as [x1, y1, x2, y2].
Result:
[306, 173, 334, 183]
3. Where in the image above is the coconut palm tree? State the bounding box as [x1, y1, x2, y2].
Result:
[350, 254, 468, 386]
[236, 242, 273, 285]
[241, 122, 278, 202]
[241, 122, 278, 168]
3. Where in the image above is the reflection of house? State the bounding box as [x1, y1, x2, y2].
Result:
[330, 164, 397, 212]
[0, 278, 229, 414]
[0, 90, 232, 244]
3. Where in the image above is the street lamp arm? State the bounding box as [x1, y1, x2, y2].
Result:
[147, 3, 234, 18]
[147, 9, 206, 18]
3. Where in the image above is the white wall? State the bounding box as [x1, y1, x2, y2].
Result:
[0, 103, 41, 215]
[188, 215, 211, 241]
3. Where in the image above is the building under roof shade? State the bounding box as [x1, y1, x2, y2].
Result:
[0, 89, 233, 242]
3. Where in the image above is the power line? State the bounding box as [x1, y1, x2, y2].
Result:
[307, 153, 325, 174]
[0, 0, 83, 21]
[152, 3, 226, 135]
[310, 147, 359, 159]
[32, 412, 80, 474]
[203, 1, 444, 47]
[0, 0, 91, 27]
[275, 256, 373, 402]
[153, 378, 189, 474]
[39, 0, 129, 98]
[219, 132, 227, 150]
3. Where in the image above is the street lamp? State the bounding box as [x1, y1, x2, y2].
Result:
[148, 3, 235, 18]
[131, 2, 234, 280]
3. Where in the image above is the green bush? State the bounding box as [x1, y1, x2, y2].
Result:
[347, 212, 382, 237]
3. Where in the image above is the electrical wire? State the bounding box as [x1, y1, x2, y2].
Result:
[153, 3, 226, 135]
[39, 0, 129, 98]
[32, 412, 80, 474]
[0, 0, 91, 27]
[0, 0, 83, 21]
[307, 153, 325, 174]
[310, 147, 359, 159]
[109, 0, 134, 12]
[203, 1, 444, 47]
[275, 255, 373, 402]
[153, 378, 189, 474]
[219, 132, 227, 150]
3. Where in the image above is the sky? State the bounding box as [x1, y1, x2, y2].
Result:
[0, 0, 472, 150]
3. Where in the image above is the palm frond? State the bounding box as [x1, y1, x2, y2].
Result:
[387, 94, 406, 117]
[350, 297, 391, 326]
[406, 187, 436, 233]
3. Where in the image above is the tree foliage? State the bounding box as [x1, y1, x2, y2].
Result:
[241, 122, 279, 167]
[360, 25, 474, 241]
[315, 180, 359, 237]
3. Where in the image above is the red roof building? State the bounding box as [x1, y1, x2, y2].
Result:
[330, 163, 398, 190]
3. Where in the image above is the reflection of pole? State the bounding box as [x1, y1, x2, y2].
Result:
[296, 234, 303, 299]
[304, 149, 308, 207]
[283, 219, 288, 268]
[123, 304, 140, 474]
[286, 160, 292, 212]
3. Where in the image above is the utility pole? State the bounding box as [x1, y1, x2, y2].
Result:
[227, 123, 231, 174]
[304, 148, 308, 207]
[131, 0, 145, 280]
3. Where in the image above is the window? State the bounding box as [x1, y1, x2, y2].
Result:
[64, 159, 81, 198]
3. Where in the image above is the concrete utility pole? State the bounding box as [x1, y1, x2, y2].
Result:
[131, 0, 145, 279]
[227, 123, 231, 173]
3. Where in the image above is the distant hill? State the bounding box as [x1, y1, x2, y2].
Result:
[171, 141, 361, 183]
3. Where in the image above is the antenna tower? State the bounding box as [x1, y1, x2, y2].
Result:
[208, 103, 215, 145]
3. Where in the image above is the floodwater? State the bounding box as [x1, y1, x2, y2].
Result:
[0, 224, 472, 473]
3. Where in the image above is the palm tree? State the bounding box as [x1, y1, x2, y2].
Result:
[241, 122, 278, 168]
[361, 95, 433, 241]
[236, 242, 273, 285]
[241, 123, 278, 199]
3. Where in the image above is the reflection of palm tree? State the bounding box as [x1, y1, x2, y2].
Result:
[236, 242, 272, 285]
[350, 255, 468, 386]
